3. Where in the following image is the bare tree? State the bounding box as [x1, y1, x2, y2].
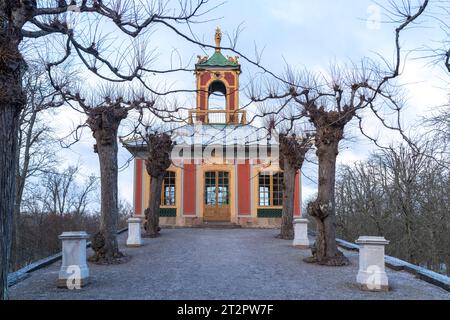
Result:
[43, 165, 79, 215]
[380, 0, 449, 75]
[11, 63, 64, 270]
[277, 132, 312, 240]
[289, 64, 415, 265]
[254, 65, 406, 266]
[335, 141, 449, 275]
[72, 174, 98, 216]
[251, 1, 429, 266]
[86, 102, 129, 263]
[424, 103, 450, 166]
[59, 88, 156, 264]
[143, 132, 175, 238]
[29, 165, 98, 216]
[14, 166, 99, 270]
[0, 0, 218, 298]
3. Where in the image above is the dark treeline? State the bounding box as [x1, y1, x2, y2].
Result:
[335, 138, 450, 275]
[12, 200, 132, 272]
[12, 162, 132, 272]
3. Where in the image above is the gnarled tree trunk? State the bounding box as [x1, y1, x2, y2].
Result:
[144, 133, 174, 238]
[11, 105, 37, 271]
[280, 157, 296, 239]
[0, 32, 26, 299]
[88, 106, 127, 263]
[304, 109, 353, 266]
[0, 106, 20, 299]
[11, 142, 22, 272]
[306, 138, 347, 265]
[278, 134, 311, 240]
[145, 175, 164, 237]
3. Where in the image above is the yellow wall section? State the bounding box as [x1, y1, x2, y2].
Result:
[142, 165, 182, 217]
[143, 169, 150, 210]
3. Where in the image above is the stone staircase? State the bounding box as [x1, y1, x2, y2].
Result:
[193, 222, 242, 229]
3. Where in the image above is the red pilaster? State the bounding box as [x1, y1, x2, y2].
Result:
[134, 159, 143, 216]
[199, 72, 212, 111]
[183, 164, 197, 215]
[224, 72, 235, 86]
[238, 163, 251, 215]
[294, 171, 301, 217]
[228, 93, 235, 111]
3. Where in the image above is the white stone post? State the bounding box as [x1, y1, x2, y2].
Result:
[293, 219, 310, 249]
[127, 217, 143, 247]
[356, 236, 390, 292]
[58, 232, 89, 289]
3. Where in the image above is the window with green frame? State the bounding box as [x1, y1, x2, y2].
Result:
[162, 171, 176, 206]
[258, 172, 284, 207]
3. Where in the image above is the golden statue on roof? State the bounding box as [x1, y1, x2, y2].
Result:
[215, 27, 222, 52]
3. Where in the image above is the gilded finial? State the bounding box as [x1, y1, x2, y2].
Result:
[215, 27, 222, 52]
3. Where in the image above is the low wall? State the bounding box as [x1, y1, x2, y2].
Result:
[8, 227, 129, 288]
[334, 237, 450, 292]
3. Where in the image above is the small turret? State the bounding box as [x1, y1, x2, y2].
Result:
[189, 28, 245, 125]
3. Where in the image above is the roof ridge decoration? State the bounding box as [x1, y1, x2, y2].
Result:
[215, 27, 222, 52]
[196, 28, 240, 68]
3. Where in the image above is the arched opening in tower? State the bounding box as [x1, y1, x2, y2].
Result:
[208, 80, 227, 110]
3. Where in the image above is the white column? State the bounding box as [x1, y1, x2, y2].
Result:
[58, 232, 90, 288]
[293, 219, 310, 249]
[127, 218, 143, 247]
[356, 236, 390, 292]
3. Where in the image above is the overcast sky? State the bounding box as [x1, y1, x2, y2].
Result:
[45, 0, 449, 208]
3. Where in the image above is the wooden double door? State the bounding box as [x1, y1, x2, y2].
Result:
[203, 171, 231, 222]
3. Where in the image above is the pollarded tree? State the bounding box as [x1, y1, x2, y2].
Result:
[251, 1, 429, 266]
[302, 94, 357, 266]
[278, 133, 312, 240]
[0, 0, 216, 299]
[143, 132, 175, 238]
[62, 88, 155, 263]
[287, 64, 414, 266]
[86, 103, 128, 263]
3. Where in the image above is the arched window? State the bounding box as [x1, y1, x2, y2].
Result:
[208, 81, 227, 111]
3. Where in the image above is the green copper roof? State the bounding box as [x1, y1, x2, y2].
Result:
[198, 51, 239, 67]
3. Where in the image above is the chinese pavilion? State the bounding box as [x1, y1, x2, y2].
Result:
[123, 29, 302, 227]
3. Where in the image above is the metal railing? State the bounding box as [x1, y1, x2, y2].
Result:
[188, 110, 247, 125]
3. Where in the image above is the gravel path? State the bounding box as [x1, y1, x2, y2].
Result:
[9, 228, 450, 300]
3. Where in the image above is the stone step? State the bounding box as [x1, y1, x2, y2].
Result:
[194, 222, 242, 229]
